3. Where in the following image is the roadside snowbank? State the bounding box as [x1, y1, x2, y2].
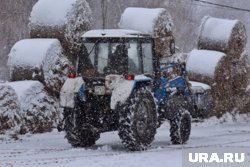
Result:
[194, 112, 250, 127]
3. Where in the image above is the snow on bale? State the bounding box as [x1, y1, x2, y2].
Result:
[8, 39, 71, 96]
[119, 7, 174, 57]
[186, 49, 235, 116]
[29, 0, 93, 62]
[0, 84, 22, 135]
[6, 81, 62, 134]
[198, 16, 247, 58]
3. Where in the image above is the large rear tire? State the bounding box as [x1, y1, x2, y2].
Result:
[118, 87, 157, 151]
[64, 105, 100, 147]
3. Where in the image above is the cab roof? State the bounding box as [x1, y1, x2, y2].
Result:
[82, 29, 151, 38]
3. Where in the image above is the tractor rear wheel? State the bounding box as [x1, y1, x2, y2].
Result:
[64, 103, 100, 147]
[118, 87, 157, 151]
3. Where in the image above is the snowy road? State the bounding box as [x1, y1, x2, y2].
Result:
[0, 114, 250, 167]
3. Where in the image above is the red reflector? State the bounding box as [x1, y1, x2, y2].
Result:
[126, 75, 135, 80]
[68, 72, 76, 78]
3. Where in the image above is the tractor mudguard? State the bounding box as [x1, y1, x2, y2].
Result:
[60, 77, 85, 108]
[110, 75, 152, 110]
[155, 76, 189, 104]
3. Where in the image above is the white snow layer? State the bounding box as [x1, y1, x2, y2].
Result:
[110, 79, 134, 110]
[82, 29, 143, 38]
[30, 0, 77, 26]
[186, 49, 226, 77]
[200, 16, 238, 43]
[190, 81, 211, 90]
[119, 7, 172, 34]
[8, 39, 61, 68]
[6, 81, 43, 104]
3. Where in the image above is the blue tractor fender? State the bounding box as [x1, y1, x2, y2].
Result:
[110, 75, 152, 110]
[154, 76, 191, 104]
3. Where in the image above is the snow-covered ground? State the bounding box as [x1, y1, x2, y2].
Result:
[0, 113, 250, 167]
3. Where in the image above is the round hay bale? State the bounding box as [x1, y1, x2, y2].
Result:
[119, 7, 174, 57]
[6, 81, 63, 134]
[233, 53, 250, 113]
[0, 84, 22, 134]
[187, 49, 228, 84]
[8, 39, 72, 96]
[29, 0, 93, 62]
[186, 49, 234, 116]
[230, 53, 250, 97]
[198, 16, 247, 58]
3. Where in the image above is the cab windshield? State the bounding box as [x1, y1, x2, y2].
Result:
[78, 38, 154, 77]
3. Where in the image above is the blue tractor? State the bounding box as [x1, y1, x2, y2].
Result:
[60, 29, 211, 151]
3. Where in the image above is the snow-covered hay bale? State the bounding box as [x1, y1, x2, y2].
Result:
[119, 7, 174, 56]
[6, 81, 62, 133]
[233, 53, 250, 113]
[187, 49, 228, 85]
[198, 16, 247, 58]
[8, 39, 71, 96]
[231, 53, 250, 97]
[0, 84, 22, 134]
[186, 49, 234, 115]
[29, 0, 93, 62]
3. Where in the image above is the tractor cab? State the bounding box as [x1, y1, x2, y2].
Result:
[78, 29, 158, 79]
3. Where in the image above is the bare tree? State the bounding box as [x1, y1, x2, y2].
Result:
[0, 0, 37, 80]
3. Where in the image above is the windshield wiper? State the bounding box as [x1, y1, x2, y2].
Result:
[86, 39, 101, 57]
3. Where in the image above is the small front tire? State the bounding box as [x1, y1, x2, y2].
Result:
[170, 110, 191, 144]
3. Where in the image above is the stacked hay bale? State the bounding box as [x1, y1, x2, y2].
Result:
[4, 81, 62, 134]
[198, 16, 247, 57]
[0, 84, 22, 135]
[187, 50, 234, 115]
[119, 7, 174, 57]
[29, 0, 93, 63]
[187, 16, 248, 116]
[8, 39, 71, 96]
[3, 0, 93, 135]
[233, 53, 250, 113]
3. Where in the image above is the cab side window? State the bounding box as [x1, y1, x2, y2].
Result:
[128, 42, 141, 75]
[142, 43, 153, 74]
